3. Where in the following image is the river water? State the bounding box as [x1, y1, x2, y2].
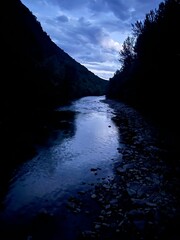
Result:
[0, 96, 122, 239]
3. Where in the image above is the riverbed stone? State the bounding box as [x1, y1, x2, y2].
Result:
[64, 99, 180, 240]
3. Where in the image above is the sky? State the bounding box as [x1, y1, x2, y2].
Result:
[21, 0, 163, 80]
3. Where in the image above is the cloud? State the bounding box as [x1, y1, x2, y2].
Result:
[84, 62, 119, 80]
[55, 15, 69, 23]
[105, 0, 130, 20]
[51, 0, 88, 10]
[101, 38, 122, 52]
[44, 14, 122, 79]
[21, 0, 162, 79]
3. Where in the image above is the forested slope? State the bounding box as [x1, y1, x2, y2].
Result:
[106, 0, 180, 134]
[0, 0, 107, 170]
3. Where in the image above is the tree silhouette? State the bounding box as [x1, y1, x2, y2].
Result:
[107, 0, 180, 132]
[119, 36, 135, 70]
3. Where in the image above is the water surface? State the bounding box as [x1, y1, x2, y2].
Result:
[0, 96, 122, 237]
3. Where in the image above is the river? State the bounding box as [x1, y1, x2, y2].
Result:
[0, 96, 122, 239]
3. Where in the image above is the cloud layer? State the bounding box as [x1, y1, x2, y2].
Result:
[21, 0, 162, 79]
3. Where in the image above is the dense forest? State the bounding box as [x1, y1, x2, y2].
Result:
[0, 0, 107, 172]
[106, 0, 180, 134]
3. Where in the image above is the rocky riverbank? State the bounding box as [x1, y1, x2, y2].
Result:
[64, 99, 180, 240]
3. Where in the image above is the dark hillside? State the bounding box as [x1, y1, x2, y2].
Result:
[1, 0, 107, 114]
[0, 0, 107, 174]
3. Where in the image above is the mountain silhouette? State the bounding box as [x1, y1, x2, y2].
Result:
[1, 0, 107, 118]
[0, 0, 108, 172]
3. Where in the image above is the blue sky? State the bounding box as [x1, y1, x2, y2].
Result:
[21, 0, 162, 80]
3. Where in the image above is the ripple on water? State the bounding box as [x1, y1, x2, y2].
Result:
[0, 96, 122, 227]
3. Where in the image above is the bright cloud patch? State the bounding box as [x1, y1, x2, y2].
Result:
[101, 38, 122, 52]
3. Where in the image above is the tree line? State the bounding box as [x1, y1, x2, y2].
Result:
[106, 0, 180, 133]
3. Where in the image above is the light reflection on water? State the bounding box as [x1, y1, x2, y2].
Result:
[1, 96, 121, 220]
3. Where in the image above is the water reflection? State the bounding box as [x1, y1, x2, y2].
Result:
[0, 96, 121, 226]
